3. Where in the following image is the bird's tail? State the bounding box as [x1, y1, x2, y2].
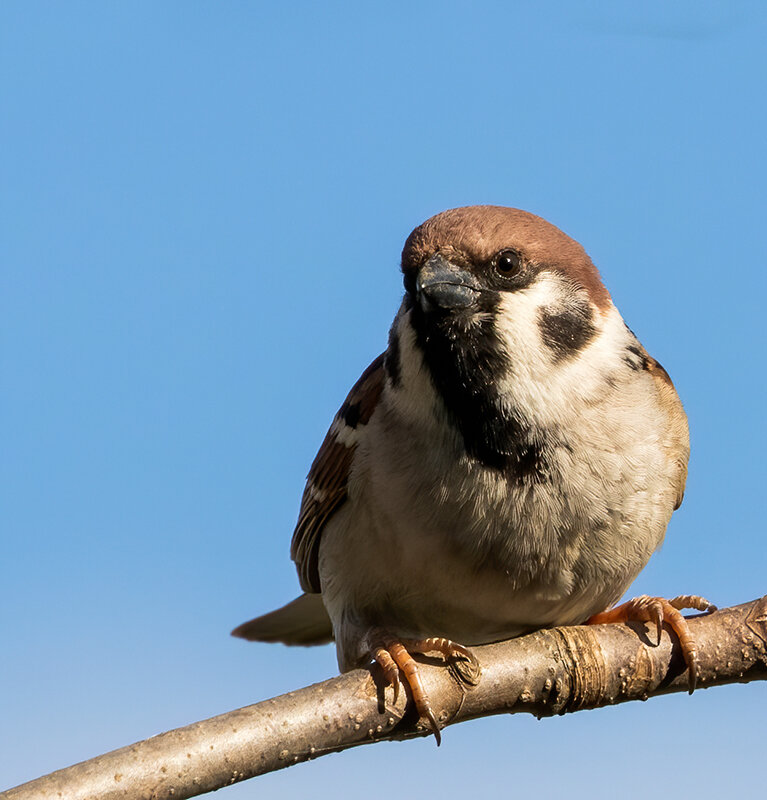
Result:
[231, 593, 334, 646]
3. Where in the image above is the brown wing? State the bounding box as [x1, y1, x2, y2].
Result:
[645, 354, 690, 511]
[290, 354, 385, 593]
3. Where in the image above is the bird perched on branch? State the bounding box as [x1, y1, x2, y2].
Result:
[233, 206, 713, 742]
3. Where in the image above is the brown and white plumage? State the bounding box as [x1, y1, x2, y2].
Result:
[233, 206, 710, 736]
[291, 355, 385, 594]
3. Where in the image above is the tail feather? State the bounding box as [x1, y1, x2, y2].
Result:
[231, 593, 334, 646]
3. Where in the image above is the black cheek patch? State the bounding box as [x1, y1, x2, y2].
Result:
[538, 304, 596, 361]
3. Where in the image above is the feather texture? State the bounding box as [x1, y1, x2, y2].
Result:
[290, 354, 385, 592]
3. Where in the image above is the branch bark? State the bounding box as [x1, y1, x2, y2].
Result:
[4, 595, 766, 800]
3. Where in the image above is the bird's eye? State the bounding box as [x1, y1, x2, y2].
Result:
[495, 249, 521, 276]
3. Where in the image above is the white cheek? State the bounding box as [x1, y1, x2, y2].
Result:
[494, 278, 557, 382]
[384, 305, 446, 430]
[494, 277, 630, 426]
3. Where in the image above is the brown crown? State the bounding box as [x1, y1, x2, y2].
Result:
[402, 206, 611, 310]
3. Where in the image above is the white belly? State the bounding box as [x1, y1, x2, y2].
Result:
[318, 393, 676, 670]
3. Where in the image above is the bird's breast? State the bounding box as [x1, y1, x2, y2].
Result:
[319, 387, 675, 671]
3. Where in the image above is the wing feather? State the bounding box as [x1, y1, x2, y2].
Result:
[291, 354, 385, 592]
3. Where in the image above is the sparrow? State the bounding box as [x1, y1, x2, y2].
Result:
[233, 206, 714, 742]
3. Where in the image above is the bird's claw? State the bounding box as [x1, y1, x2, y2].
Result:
[587, 594, 716, 693]
[368, 631, 479, 745]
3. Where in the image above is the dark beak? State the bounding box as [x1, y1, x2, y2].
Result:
[416, 254, 481, 310]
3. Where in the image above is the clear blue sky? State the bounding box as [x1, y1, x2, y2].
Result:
[2, 2, 765, 796]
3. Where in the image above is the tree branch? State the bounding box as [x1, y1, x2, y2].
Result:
[4, 596, 766, 800]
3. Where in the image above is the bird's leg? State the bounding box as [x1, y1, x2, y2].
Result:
[366, 630, 479, 745]
[587, 594, 716, 692]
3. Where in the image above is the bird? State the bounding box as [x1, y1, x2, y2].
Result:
[233, 205, 714, 742]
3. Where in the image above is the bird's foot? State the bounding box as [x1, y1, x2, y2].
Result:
[587, 594, 717, 692]
[366, 630, 479, 745]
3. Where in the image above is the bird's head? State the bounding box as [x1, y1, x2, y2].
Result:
[390, 206, 622, 471]
[401, 205, 611, 348]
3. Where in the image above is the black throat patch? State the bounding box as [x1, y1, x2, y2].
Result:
[409, 292, 548, 480]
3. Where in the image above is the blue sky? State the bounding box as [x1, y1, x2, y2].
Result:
[2, 2, 765, 796]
